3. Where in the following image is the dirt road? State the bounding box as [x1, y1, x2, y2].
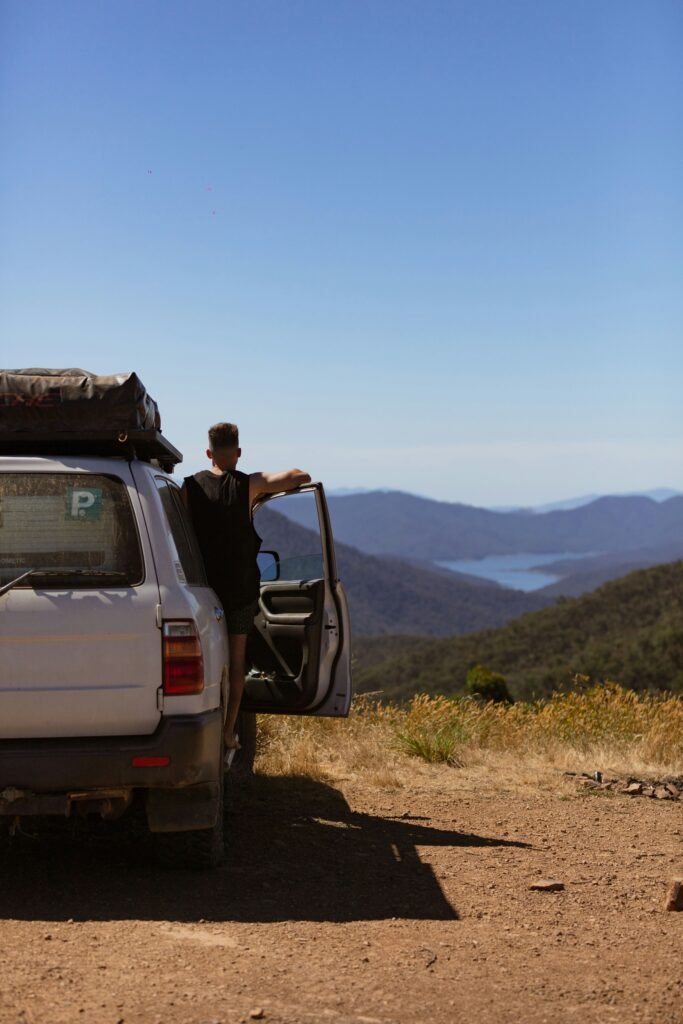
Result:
[1, 768, 681, 1024]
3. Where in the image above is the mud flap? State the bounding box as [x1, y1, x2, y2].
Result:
[146, 782, 221, 832]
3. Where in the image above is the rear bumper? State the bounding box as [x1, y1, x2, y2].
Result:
[0, 709, 223, 794]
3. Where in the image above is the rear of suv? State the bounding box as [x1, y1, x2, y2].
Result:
[0, 373, 352, 867]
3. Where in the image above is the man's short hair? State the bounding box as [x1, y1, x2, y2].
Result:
[208, 422, 239, 450]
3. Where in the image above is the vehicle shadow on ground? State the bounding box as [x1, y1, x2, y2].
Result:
[0, 774, 529, 924]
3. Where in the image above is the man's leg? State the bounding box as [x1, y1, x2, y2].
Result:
[224, 632, 247, 747]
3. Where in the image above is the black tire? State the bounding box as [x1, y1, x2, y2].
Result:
[155, 768, 225, 870]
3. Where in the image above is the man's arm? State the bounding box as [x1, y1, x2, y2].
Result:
[249, 469, 311, 507]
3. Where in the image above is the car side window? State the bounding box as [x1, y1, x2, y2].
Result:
[155, 479, 207, 586]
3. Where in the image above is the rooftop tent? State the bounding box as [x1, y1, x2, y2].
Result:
[0, 368, 181, 470]
[0, 368, 160, 432]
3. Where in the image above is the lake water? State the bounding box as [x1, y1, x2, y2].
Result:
[435, 552, 591, 592]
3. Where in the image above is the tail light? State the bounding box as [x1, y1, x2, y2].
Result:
[163, 621, 204, 695]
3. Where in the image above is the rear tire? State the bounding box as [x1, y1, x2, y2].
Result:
[155, 759, 225, 870]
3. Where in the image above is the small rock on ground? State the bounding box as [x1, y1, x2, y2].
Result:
[664, 879, 683, 912]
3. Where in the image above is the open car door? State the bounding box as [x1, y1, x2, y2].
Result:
[242, 483, 352, 717]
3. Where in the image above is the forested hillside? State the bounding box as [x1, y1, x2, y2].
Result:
[536, 542, 683, 597]
[354, 561, 683, 699]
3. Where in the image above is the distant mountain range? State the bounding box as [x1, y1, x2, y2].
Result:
[330, 488, 682, 513]
[492, 488, 682, 514]
[255, 505, 548, 636]
[354, 560, 683, 700]
[258, 490, 683, 640]
[282, 490, 683, 561]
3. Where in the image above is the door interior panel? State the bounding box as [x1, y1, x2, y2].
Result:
[262, 593, 315, 616]
[244, 580, 325, 711]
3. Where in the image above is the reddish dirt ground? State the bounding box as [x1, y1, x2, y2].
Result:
[1, 770, 681, 1024]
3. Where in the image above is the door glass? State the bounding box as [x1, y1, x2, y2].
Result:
[253, 491, 324, 581]
[155, 479, 207, 585]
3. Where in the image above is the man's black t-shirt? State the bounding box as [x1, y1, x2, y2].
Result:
[183, 469, 261, 611]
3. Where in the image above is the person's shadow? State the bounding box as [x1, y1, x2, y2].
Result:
[0, 774, 530, 924]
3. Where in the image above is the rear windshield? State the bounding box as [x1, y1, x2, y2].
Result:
[0, 473, 143, 587]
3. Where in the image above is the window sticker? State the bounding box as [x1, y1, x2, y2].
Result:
[65, 487, 104, 521]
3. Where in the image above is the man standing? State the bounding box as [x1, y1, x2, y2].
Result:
[183, 422, 311, 755]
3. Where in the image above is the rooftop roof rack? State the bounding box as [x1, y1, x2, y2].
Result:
[0, 430, 183, 473]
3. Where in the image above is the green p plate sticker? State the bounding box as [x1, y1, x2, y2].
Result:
[65, 487, 103, 521]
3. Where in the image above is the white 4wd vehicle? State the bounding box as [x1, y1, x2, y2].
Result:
[0, 438, 351, 867]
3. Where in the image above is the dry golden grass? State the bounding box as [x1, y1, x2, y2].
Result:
[255, 695, 406, 787]
[254, 685, 683, 795]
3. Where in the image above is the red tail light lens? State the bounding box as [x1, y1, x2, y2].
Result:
[163, 621, 204, 695]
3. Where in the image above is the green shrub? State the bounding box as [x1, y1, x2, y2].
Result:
[464, 664, 513, 704]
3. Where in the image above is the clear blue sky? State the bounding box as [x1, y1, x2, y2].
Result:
[1, 0, 681, 505]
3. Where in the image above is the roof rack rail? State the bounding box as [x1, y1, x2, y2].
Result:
[0, 430, 183, 473]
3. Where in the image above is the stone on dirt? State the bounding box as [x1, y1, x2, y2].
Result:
[530, 880, 565, 892]
[664, 879, 683, 912]
[572, 772, 683, 800]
